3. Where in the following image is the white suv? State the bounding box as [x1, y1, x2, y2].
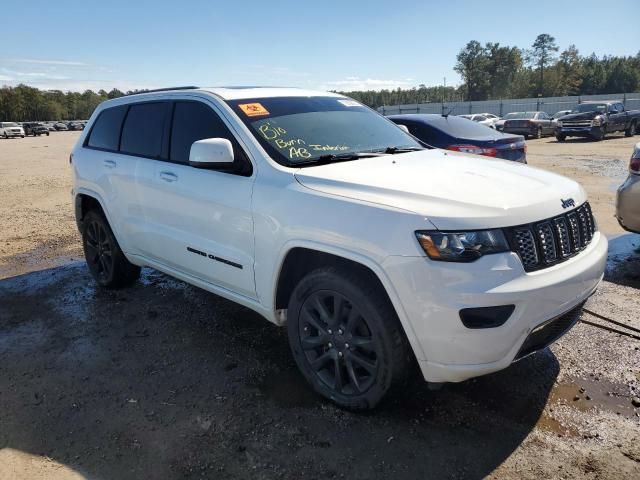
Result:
[71, 87, 608, 409]
[0, 122, 25, 138]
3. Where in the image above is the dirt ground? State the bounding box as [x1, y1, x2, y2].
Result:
[0, 132, 639, 480]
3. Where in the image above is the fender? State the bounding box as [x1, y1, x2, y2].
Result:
[269, 239, 427, 361]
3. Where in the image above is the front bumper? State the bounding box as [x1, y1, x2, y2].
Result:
[382, 231, 607, 382]
[557, 126, 600, 138]
[616, 174, 640, 233]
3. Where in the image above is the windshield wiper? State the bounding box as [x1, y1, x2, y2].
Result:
[295, 151, 387, 167]
[379, 146, 425, 154]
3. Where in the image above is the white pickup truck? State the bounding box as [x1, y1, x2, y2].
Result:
[71, 87, 607, 409]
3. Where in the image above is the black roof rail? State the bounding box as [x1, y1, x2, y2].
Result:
[125, 86, 200, 96]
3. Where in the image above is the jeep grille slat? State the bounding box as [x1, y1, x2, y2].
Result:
[505, 201, 596, 272]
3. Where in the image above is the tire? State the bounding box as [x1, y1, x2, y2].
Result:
[46, 132, 50, 136]
[21, 135, 25, 138]
[625, 121, 636, 137]
[287, 266, 412, 410]
[82, 210, 140, 288]
[556, 134, 566, 142]
[536, 127, 542, 139]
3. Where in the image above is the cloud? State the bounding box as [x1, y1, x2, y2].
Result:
[0, 75, 12, 81]
[1, 68, 69, 80]
[10, 58, 87, 66]
[320, 76, 416, 91]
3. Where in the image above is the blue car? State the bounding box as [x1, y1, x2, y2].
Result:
[388, 114, 527, 163]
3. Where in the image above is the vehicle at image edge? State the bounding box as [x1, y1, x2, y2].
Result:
[389, 114, 527, 163]
[555, 101, 640, 142]
[458, 114, 497, 129]
[501, 111, 555, 139]
[616, 142, 640, 233]
[22, 122, 50, 136]
[71, 87, 607, 410]
[0, 122, 25, 138]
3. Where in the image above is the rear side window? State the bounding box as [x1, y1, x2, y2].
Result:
[120, 102, 167, 158]
[169, 101, 250, 174]
[87, 105, 127, 151]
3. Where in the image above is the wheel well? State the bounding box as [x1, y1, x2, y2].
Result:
[75, 194, 104, 229]
[275, 248, 389, 311]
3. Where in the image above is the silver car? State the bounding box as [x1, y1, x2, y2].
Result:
[616, 143, 640, 233]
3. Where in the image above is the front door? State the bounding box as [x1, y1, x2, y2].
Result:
[136, 99, 257, 298]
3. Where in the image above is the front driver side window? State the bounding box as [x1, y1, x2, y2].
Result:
[169, 101, 252, 175]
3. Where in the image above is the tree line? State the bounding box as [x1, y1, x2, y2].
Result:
[1, 34, 639, 120]
[0, 86, 129, 122]
[344, 35, 640, 107]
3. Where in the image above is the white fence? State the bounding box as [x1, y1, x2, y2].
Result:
[377, 92, 640, 117]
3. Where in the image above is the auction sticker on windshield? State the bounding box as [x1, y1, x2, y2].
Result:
[238, 103, 270, 117]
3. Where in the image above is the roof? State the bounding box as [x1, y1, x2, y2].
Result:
[581, 100, 620, 104]
[201, 86, 344, 100]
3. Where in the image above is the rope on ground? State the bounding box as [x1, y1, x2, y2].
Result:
[579, 308, 640, 341]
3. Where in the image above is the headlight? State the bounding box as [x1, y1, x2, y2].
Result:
[557, 121, 563, 127]
[592, 116, 602, 126]
[415, 230, 510, 262]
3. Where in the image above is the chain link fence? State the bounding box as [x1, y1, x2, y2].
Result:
[377, 92, 640, 117]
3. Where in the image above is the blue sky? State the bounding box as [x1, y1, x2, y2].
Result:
[2, 0, 638, 92]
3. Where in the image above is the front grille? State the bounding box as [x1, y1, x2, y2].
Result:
[505, 202, 596, 272]
[514, 303, 583, 360]
[562, 120, 592, 127]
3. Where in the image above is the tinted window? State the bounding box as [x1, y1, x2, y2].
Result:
[170, 101, 251, 175]
[87, 105, 127, 150]
[120, 102, 167, 157]
[418, 115, 497, 137]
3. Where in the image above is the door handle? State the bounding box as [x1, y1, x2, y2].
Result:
[159, 171, 178, 182]
[103, 159, 116, 168]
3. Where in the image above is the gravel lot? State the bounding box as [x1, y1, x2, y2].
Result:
[1, 132, 639, 479]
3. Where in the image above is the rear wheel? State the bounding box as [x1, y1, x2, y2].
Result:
[82, 210, 140, 288]
[287, 267, 412, 410]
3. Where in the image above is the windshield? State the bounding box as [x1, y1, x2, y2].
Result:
[4, 122, 19, 127]
[226, 96, 421, 166]
[503, 112, 535, 119]
[573, 103, 607, 113]
[552, 111, 569, 119]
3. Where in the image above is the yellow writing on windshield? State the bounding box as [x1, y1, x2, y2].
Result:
[259, 122, 287, 140]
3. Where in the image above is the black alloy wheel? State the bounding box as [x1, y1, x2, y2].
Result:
[84, 217, 114, 283]
[81, 210, 140, 288]
[287, 267, 412, 410]
[298, 290, 381, 396]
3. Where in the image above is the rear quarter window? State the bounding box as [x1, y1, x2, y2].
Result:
[87, 105, 128, 151]
[120, 102, 168, 158]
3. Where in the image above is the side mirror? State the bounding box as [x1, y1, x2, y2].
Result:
[396, 124, 410, 133]
[189, 138, 234, 168]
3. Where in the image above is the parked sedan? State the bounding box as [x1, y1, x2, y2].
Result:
[54, 122, 68, 131]
[501, 111, 555, 139]
[458, 114, 497, 129]
[615, 142, 640, 233]
[0, 122, 25, 138]
[389, 114, 527, 163]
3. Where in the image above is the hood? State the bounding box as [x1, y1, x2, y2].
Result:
[560, 111, 602, 121]
[294, 149, 585, 230]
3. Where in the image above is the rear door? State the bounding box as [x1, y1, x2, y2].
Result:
[136, 98, 257, 298]
[80, 104, 143, 254]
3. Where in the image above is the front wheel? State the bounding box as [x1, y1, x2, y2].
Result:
[287, 267, 412, 410]
[82, 210, 140, 288]
[625, 122, 637, 137]
[556, 134, 566, 142]
[536, 127, 542, 139]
